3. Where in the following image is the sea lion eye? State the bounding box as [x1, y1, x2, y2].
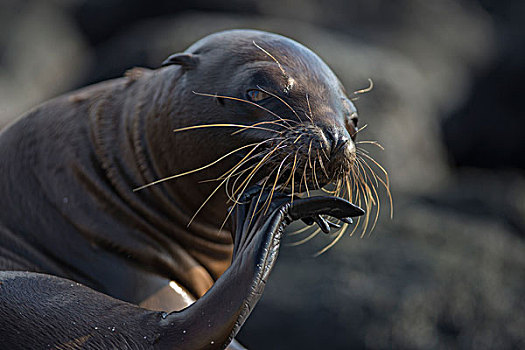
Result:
[347, 112, 359, 140]
[246, 89, 271, 102]
[351, 112, 358, 127]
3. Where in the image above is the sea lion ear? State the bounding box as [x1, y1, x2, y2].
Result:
[161, 53, 199, 69]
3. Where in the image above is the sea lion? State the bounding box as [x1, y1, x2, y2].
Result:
[0, 29, 365, 349]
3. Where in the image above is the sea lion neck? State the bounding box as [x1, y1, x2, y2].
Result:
[69, 69, 235, 295]
[129, 68, 236, 232]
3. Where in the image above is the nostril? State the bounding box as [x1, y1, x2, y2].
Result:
[322, 129, 350, 157]
[321, 128, 350, 157]
[332, 137, 349, 157]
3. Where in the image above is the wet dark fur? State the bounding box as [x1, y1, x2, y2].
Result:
[0, 30, 371, 349]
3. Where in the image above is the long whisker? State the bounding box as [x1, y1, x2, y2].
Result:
[312, 158, 321, 190]
[347, 173, 364, 238]
[290, 149, 299, 204]
[317, 150, 329, 179]
[288, 227, 322, 246]
[293, 134, 304, 144]
[263, 158, 291, 214]
[200, 149, 270, 188]
[188, 172, 232, 227]
[307, 139, 314, 170]
[349, 160, 367, 233]
[224, 162, 260, 202]
[288, 223, 316, 236]
[334, 176, 343, 197]
[230, 140, 289, 200]
[256, 85, 302, 123]
[357, 156, 379, 189]
[300, 157, 310, 197]
[374, 172, 393, 218]
[356, 140, 384, 150]
[133, 142, 263, 191]
[231, 120, 288, 135]
[229, 144, 286, 213]
[313, 223, 347, 256]
[220, 164, 277, 233]
[356, 124, 368, 134]
[353, 78, 374, 95]
[187, 142, 281, 226]
[354, 159, 372, 237]
[280, 147, 302, 194]
[173, 123, 279, 134]
[356, 150, 393, 218]
[320, 184, 338, 195]
[231, 151, 279, 201]
[252, 41, 287, 77]
[192, 91, 295, 127]
[262, 146, 299, 215]
[215, 138, 281, 181]
[247, 170, 276, 226]
[224, 150, 278, 209]
[356, 151, 390, 187]
[362, 172, 381, 236]
[305, 93, 314, 123]
[219, 166, 272, 233]
[355, 161, 375, 237]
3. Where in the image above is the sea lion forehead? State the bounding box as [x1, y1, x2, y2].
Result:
[186, 30, 337, 81]
[186, 30, 301, 55]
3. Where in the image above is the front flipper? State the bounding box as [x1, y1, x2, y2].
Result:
[224, 189, 365, 343]
[0, 191, 363, 349]
[156, 190, 363, 348]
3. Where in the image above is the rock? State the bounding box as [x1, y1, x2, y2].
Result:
[240, 170, 525, 349]
[0, 0, 90, 127]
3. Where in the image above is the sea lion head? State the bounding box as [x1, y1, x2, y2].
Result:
[159, 29, 359, 201]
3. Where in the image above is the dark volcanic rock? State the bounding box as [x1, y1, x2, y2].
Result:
[239, 170, 525, 349]
[442, 0, 525, 171]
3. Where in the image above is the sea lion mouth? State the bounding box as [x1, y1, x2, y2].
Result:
[245, 123, 356, 197]
[207, 116, 392, 252]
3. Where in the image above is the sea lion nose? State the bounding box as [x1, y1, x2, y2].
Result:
[322, 121, 355, 158]
[331, 137, 349, 157]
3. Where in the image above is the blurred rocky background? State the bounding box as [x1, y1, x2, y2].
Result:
[1, 0, 524, 349]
